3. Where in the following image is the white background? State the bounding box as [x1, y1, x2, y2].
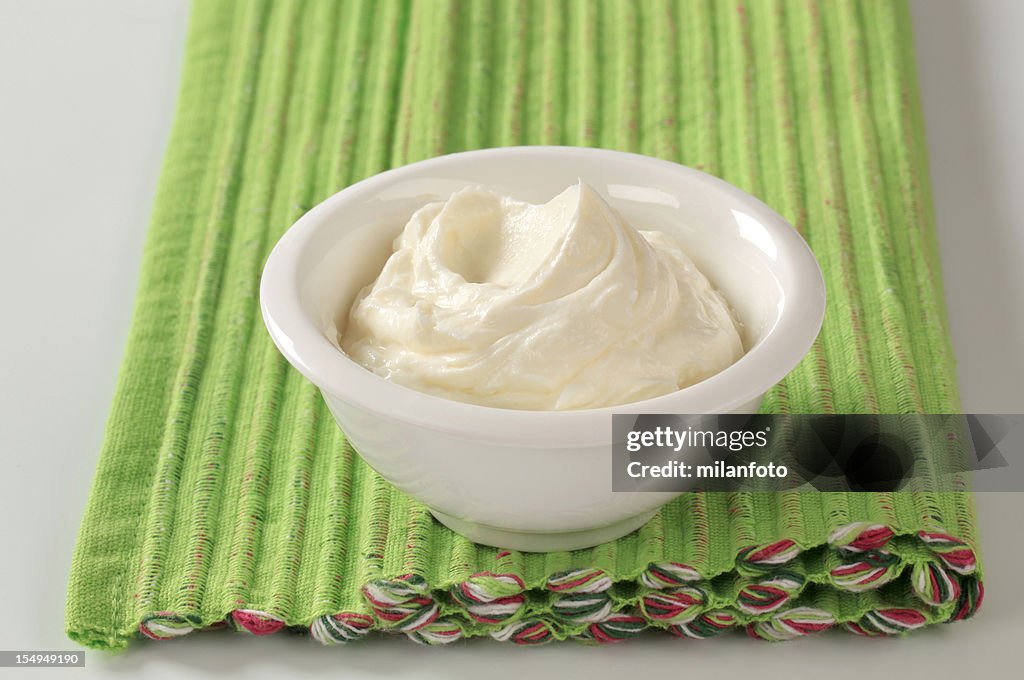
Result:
[0, 1, 1021, 677]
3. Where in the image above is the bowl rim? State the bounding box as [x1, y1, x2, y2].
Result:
[259, 146, 826, 447]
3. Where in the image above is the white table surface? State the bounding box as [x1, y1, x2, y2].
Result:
[1, 0, 1021, 677]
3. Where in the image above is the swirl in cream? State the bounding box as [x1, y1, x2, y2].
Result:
[340, 182, 743, 410]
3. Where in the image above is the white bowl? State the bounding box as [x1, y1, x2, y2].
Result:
[260, 147, 825, 552]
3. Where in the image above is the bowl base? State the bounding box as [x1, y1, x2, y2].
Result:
[428, 509, 658, 552]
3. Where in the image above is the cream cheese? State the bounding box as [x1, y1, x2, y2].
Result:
[340, 182, 743, 410]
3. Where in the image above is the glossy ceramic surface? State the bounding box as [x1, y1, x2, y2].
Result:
[260, 147, 825, 551]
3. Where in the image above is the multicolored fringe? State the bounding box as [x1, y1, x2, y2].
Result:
[736, 572, 804, 615]
[362, 575, 438, 632]
[951, 578, 985, 622]
[919, 531, 979, 575]
[309, 613, 374, 645]
[640, 563, 702, 589]
[830, 550, 901, 592]
[746, 608, 836, 642]
[736, 539, 801, 576]
[490, 620, 554, 645]
[449, 573, 525, 624]
[573, 612, 647, 644]
[134, 523, 982, 646]
[230, 609, 285, 636]
[548, 569, 613, 624]
[139, 612, 196, 640]
[406, 618, 464, 646]
[640, 586, 706, 625]
[911, 561, 961, 606]
[669, 610, 738, 639]
[829, 523, 896, 552]
[845, 609, 928, 637]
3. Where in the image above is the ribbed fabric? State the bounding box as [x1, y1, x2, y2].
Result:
[66, 0, 983, 649]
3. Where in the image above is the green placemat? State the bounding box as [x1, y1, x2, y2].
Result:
[66, 0, 984, 649]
